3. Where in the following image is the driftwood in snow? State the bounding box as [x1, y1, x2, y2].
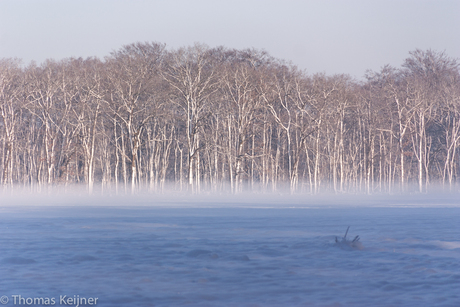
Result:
[335, 226, 363, 250]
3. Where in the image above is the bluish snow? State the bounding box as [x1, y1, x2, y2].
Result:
[0, 195, 459, 307]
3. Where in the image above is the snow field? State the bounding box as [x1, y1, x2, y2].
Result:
[0, 203, 459, 306]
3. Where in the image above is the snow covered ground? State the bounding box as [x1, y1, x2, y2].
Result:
[1, 193, 459, 306]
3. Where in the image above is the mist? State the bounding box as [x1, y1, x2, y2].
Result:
[1, 183, 459, 209]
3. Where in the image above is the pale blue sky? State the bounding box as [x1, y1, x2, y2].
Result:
[1, 0, 459, 79]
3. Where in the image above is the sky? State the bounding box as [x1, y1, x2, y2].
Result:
[0, 0, 459, 79]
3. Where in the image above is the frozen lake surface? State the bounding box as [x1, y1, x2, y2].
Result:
[1, 195, 459, 306]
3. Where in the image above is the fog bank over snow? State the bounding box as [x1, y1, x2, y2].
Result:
[1, 185, 459, 208]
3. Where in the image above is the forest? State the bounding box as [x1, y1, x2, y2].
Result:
[1, 42, 459, 194]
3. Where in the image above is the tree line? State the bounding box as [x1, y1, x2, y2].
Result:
[1, 42, 459, 194]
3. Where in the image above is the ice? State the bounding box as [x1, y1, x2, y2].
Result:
[0, 194, 459, 306]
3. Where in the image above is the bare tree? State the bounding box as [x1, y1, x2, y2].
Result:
[105, 42, 166, 193]
[1, 44, 459, 194]
[0, 59, 23, 187]
[162, 44, 219, 192]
